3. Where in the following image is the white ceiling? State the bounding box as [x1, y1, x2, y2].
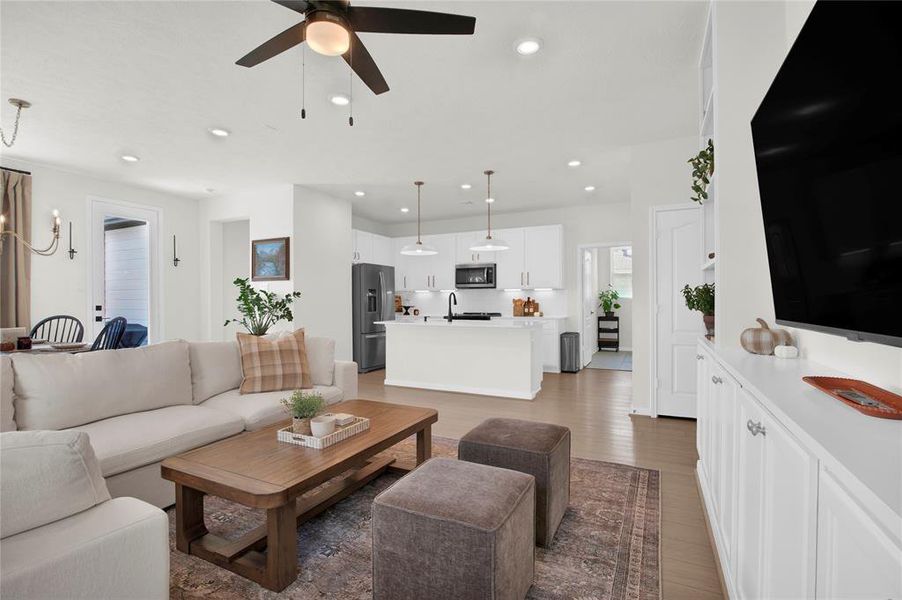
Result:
[0, 0, 706, 223]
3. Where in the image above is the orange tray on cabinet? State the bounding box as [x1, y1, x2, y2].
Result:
[802, 376, 902, 420]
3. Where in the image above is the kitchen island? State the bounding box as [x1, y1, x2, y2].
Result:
[376, 319, 544, 399]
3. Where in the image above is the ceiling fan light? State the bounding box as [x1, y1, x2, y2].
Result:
[306, 20, 350, 56]
[470, 237, 510, 252]
[400, 241, 438, 256]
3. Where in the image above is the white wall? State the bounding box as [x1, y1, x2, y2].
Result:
[714, 0, 902, 393]
[292, 185, 353, 361]
[628, 136, 699, 414]
[4, 158, 201, 341]
[221, 219, 249, 341]
[597, 246, 633, 350]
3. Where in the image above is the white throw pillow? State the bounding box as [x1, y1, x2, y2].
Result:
[305, 336, 336, 386]
[188, 341, 242, 404]
[1, 355, 15, 431]
[11, 341, 193, 431]
[0, 430, 110, 539]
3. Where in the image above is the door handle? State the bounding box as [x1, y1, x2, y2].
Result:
[711, 375, 722, 384]
[696, 354, 704, 360]
[746, 420, 766, 437]
[403, 276, 406, 289]
[527, 271, 530, 285]
[520, 272, 524, 285]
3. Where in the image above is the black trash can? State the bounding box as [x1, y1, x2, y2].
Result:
[560, 332, 580, 373]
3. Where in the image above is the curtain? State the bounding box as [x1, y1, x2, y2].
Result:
[0, 169, 31, 328]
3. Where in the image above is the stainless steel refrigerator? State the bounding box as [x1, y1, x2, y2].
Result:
[352, 263, 395, 372]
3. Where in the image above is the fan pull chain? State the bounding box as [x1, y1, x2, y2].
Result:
[300, 46, 306, 120]
[348, 43, 354, 127]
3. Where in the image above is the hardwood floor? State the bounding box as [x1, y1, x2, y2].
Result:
[358, 367, 724, 600]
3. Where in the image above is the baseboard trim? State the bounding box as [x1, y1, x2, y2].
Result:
[696, 462, 736, 600]
[630, 406, 652, 416]
[383, 378, 539, 400]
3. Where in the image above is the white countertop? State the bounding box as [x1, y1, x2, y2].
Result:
[701, 337, 902, 520]
[377, 319, 543, 329]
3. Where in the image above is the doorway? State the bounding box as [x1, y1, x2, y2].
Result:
[90, 198, 160, 345]
[577, 242, 633, 372]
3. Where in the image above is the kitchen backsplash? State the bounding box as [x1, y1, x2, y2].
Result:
[396, 289, 568, 318]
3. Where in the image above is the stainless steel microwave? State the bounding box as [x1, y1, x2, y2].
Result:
[455, 263, 496, 289]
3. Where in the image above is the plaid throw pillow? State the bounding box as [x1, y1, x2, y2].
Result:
[237, 329, 312, 394]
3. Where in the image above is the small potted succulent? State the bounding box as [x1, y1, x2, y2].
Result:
[682, 283, 716, 337]
[281, 391, 325, 435]
[598, 285, 622, 317]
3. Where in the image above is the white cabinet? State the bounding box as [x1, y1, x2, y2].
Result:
[393, 234, 454, 291]
[734, 389, 817, 600]
[816, 467, 902, 599]
[455, 231, 495, 265]
[524, 225, 563, 288]
[707, 361, 738, 562]
[494, 228, 526, 289]
[393, 237, 415, 291]
[352, 229, 393, 266]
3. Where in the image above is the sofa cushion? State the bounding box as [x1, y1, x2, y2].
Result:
[1, 430, 111, 539]
[188, 340, 242, 404]
[1, 355, 14, 431]
[237, 329, 312, 393]
[69, 405, 244, 477]
[11, 341, 193, 431]
[306, 337, 336, 386]
[201, 385, 343, 431]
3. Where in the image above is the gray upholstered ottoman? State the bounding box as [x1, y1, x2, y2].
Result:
[459, 418, 570, 547]
[372, 457, 535, 600]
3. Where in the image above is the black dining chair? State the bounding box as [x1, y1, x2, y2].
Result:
[91, 317, 127, 351]
[30, 315, 85, 344]
[119, 324, 148, 348]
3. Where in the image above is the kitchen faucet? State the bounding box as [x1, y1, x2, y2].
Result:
[446, 292, 457, 322]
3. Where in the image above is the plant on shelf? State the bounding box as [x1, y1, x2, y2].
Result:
[682, 283, 716, 337]
[598, 285, 622, 317]
[688, 138, 714, 204]
[224, 277, 301, 336]
[281, 391, 325, 435]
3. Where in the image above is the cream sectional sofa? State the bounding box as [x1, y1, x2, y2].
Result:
[0, 337, 357, 508]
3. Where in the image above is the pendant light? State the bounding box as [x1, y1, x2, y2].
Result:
[400, 181, 438, 256]
[470, 170, 509, 252]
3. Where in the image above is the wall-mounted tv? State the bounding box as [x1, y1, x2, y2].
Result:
[751, 1, 902, 348]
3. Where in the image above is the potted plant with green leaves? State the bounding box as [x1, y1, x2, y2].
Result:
[224, 277, 302, 336]
[688, 138, 714, 204]
[682, 283, 715, 337]
[598, 285, 622, 317]
[281, 391, 325, 435]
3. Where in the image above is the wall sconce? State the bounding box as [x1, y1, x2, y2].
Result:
[172, 234, 180, 267]
[67, 221, 77, 260]
[0, 208, 61, 256]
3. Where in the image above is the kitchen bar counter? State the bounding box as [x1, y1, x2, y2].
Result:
[375, 319, 543, 399]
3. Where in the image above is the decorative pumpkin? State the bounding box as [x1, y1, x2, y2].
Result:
[740, 318, 793, 355]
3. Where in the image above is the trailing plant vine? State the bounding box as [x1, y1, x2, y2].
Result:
[688, 138, 714, 204]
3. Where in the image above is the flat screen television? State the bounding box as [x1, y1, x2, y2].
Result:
[751, 1, 902, 348]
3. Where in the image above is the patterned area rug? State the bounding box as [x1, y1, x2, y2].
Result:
[169, 436, 660, 600]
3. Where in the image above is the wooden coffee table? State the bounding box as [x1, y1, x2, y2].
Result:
[161, 399, 437, 592]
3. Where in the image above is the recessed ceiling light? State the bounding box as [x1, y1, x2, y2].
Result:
[330, 94, 350, 106]
[584, 185, 596, 192]
[568, 160, 581, 167]
[485, 197, 495, 204]
[515, 38, 542, 56]
[460, 184, 472, 190]
[209, 128, 230, 137]
[400, 207, 410, 213]
[121, 154, 139, 163]
[354, 190, 366, 197]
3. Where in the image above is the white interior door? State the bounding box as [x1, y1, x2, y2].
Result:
[90, 198, 160, 343]
[581, 248, 598, 366]
[653, 205, 703, 417]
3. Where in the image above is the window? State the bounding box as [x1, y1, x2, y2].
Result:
[610, 245, 632, 298]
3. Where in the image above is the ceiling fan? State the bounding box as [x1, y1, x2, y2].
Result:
[237, 0, 476, 95]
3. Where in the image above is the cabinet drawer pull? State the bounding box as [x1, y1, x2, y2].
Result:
[711, 375, 723, 384]
[746, 420, 766, 437]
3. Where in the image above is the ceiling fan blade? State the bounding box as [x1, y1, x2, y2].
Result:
[236, 22, 306, 67]
[342, 32, 389, 95]
[347, 6, 476, 35]
[271, 0, 310, 15]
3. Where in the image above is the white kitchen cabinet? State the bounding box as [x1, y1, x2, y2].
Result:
[524, 225, 563, 288]
[352, 230, 393, 266]
[393, 237, 415, 290]
[427, 234, 456, 290]
[372, 234, 394, 266]
[455, 231, 495, 265]
[816, 467, 902, 600]
[494, 228, 526, 289]
[734, 389, 817, 600]
[394, 234, 454, 291]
